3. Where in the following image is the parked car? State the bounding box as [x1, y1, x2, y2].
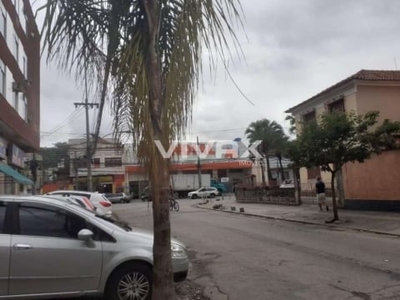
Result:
[44, 194, 96, 212]
[0, 195, 189, 300]
[188, 187, 219, 199]
[46, 190, 112, 217]
[105, 192, 131, 204]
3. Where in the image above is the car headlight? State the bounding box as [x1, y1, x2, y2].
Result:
[171, 243, 187, 258]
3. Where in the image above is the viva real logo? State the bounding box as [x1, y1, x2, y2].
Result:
[154, 140, 262, 160]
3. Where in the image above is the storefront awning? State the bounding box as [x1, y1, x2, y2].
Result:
[0, 163, 34, 185]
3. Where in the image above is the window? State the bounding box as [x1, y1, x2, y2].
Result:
[18, 203, 87, 239]
[105, 157, 122, 167]
[0, 9, 5, 38]
[22, 56, 27, 77]
[0, 202, 6, 234]
[328, 98, 345, 112]
[13, 92, 18, 111]
[14, 0, 19, 14]
[303, 110, 316, 123]
[18, 95, 28, 121]
[92, 158, 100, 168]
[0, 59, 5, 96]
[14, 35, 19, 63]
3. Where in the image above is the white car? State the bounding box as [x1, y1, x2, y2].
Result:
[279, 180, 295, 189]
[46, 190, 112, 217]
[188, 187, 219, 199]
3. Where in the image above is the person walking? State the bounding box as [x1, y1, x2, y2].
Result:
[316, 177, 329, 211]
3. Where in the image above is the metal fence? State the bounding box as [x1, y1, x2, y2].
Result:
[235, 187, 298, 206]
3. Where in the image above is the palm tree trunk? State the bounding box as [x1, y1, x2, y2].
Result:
[265, 156, 272, 185]
[277, 153, 285, 181]
[294, 167, 301, 205]
[260, 158, 266, 186]
[143, 1, 176, 299]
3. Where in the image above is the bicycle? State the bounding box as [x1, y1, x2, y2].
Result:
[169, 198, 180, 212]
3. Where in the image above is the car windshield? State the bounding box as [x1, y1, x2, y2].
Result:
[95, 214, 132, 232]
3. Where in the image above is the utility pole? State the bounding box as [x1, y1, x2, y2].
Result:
[74, 151, 79, 190]
[197, 136, 202, 187]
[73, 66, 99, 192]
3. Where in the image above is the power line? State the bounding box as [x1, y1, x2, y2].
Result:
[41, 108, 85, 140]
[217, 48, 255, 107]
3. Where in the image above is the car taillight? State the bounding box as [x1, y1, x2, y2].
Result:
[99, 201, 111, 207]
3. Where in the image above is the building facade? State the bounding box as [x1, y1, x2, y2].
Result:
[68, 138, 130, 194]
[286, 69, 400, 210]
[0, 0, 40, 194]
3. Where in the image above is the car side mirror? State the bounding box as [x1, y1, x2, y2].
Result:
[78, 229, 93, 242]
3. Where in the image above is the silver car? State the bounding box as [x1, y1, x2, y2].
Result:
[46, 190, 113, 217]
[0, 195, 189, 299]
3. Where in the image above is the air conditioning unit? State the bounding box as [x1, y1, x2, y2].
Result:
[12, 82, 25, 93]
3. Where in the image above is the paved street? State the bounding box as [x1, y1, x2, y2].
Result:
[113, 199, 400, 300]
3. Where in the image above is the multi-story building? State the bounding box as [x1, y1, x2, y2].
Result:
[286, 69, 400, 210]
[0, 0, 40, 194]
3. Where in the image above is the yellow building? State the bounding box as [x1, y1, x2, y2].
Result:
[285, 69, 400, 210]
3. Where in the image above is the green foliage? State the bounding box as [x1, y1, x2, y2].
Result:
[291, 111, 400, 173]
[40, 142, 69, 169]
[245, 119, 289, 182]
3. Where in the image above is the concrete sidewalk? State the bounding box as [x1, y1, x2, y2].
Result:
[197, 195, 400, 237]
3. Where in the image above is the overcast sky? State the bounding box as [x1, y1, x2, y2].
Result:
[38, 0, 400, 147]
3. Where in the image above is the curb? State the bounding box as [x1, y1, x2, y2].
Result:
[196, 205, 400, 238]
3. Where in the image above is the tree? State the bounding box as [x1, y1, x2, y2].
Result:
[245, 119, 287, 185]
[294, 111, 400, 223]
[39, 1, 243, 299]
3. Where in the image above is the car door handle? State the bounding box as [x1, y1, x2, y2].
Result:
[13, 243, 33, 250]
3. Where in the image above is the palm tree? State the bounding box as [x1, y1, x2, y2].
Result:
[38, 1, 243, 299]
[245, 119, 287, 185]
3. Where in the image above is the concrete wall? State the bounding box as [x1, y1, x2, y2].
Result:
[342, 151, 400, 201]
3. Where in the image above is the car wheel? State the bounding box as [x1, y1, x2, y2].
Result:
[106, 262, 152, 300]
[191, 194, 198, 199]
[210, 193, 216, 198]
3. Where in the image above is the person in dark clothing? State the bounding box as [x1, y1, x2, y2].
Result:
[316, 177, 329, 211]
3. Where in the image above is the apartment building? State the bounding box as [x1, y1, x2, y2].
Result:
[0, 0, 40, 193]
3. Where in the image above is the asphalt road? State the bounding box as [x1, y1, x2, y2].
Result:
[112, 198, 400, 300]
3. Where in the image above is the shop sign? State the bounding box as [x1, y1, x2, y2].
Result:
[10, 145, 25, 168]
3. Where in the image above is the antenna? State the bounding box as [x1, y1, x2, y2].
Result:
[394, 57, 398, 70]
